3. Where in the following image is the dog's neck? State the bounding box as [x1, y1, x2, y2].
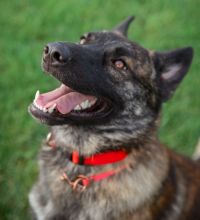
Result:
[50, 121, 160, 156]
[46, 132, 130, 167]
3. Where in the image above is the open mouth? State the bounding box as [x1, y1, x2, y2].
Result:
[29, 83, 113, 125]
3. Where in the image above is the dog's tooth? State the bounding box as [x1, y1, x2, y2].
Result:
[48, 103, 57, 113]
[34, 90, 40, 101]
[48, 108, 54, 114]
[82, 100, 88, 109]
[43, 107, 48, 113]
[79, 99, 96, 110]
[80, 100, 90, 109]
[80, 101, 86, 109]
[46, 132, 52, 142]
[85, 100, 90, 108]
[74, 105, 81, 111]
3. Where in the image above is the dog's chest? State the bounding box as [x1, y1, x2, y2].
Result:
[29, 144, 169, 220]
[29, 185, 151, 220]
[29, 182, 131, 220]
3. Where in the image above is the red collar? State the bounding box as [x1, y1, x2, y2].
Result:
[46, 132, 128, 166]
[70, 150, 128, 166]
[61, 150, 129, 192]
[46, 132, 129, 191]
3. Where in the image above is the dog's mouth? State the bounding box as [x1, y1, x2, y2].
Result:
[29, 82, 113, 125]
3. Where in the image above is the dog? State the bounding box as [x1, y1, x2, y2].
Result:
[28, 16, 200, 220]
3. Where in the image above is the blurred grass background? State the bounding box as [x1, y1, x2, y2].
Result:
[0, 0, 199, 219]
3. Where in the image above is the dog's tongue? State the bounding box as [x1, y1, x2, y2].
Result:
[35, 84, 96, 114]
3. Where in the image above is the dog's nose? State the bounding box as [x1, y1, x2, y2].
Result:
[43, 43, 70, 65]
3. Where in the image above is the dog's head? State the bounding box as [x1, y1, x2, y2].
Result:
[29, 16, 193, 154]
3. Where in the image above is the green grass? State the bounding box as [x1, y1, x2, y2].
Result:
[0, 0, 200, 219]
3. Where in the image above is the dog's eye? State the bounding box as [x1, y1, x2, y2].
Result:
[113, 59, 127, 70]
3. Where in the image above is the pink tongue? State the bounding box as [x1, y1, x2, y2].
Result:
[45, 92, 95, 114]
[36, 84, 72, 105]
[35, 84, 96, 114]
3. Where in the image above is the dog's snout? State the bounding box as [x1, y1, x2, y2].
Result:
[43, 43, 70, 65]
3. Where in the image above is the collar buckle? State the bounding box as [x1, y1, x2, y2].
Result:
[60, 173, 90, 192]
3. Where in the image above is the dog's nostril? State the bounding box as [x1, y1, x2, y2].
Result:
[52, 51, 64, 63]
[44, 46, 49, 55]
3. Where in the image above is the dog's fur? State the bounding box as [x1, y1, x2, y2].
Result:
[29, 17, 200, 220]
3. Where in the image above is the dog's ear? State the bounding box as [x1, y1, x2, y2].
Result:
[153, 47, 193, 102]
[113, 16, 135, 37]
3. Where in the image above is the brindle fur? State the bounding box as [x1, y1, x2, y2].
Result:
[29, 17, 200, 220]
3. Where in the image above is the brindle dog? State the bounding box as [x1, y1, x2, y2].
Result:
[28, 16, 200, 220]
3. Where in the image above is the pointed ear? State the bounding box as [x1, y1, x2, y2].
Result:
[153, 47, 194, 102]
[113, 16, 135, 37]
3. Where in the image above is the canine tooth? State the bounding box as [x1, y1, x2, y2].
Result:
[34, 90, 40, 101]
[48, 104, 57, 113]
[74, 105, 81, 110]
[46, 132, 52, 142]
